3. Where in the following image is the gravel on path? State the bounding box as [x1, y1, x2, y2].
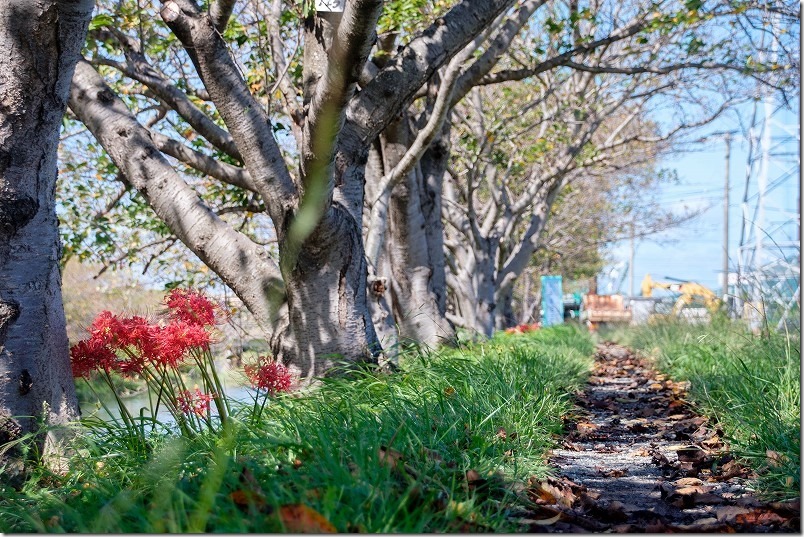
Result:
[520, 342, 799, 533]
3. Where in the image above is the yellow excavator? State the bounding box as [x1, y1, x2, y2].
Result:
[641, 274, 721, 317]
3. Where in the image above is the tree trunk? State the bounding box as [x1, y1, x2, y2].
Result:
[283, 205, 382, 379]
[364, 142, 399, 356]
[366, 114, 455, 349]
[0, 0, 93, 476]
[494, 286, 516, 330]
[418, 128, 452, 318]
[387, 164, 455, 348]
[449, 242, 497, 338]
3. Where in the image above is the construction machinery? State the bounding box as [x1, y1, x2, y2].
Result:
[640, 274, 722, 318]
[580, 293, 631, 330]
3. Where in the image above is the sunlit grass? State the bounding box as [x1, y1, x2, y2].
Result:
[0, 325, 593, 533]
[610, 318, 800, 500]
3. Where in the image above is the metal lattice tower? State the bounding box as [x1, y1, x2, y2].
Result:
[735, 20, 801, 331]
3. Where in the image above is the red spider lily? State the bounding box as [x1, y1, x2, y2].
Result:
[117, 315, 154, 347]
[164, 289, 219, 327]
[70, 337, 118, 378]
[89, 310, 124, 346]
[175, 388, 214, 416]
[146, 321, 212, 368]
[245, 358, 293, 395]
[504, 323, 541, 335]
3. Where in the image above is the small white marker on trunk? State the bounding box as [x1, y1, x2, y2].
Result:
[315, 0, 345, 12]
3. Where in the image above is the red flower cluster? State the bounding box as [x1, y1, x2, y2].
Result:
[70, 289, 217, 378]
[245, 358, 293, 395]
[504, 323, 541, 335]
[175, 388, 214, 416]
[165, 289, 220, 326]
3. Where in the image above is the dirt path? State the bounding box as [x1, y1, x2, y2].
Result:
[522, 342, 799, 533]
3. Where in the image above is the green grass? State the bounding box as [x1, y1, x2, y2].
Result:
[609, 318, 800, 500]
[0, 325, 593, 533]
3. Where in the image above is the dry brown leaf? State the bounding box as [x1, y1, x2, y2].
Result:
[769, 498, 801, 514]
[531, 480, 576, 508]
[675, 485, 705, 495]
[496, 427, 507, 440]
[465, 469, 481, 483]
[676, 446, 707, 463]
[230, 489, 268, 510]
[715, 505, 752, 522]
[673, 477, 704, 487]
[279, 504, 337, 533]
[576, 421, 598, 433]
[766, 449, 787, 467]
[528, 512, 563, 526]
[598, 468, 628, 478]
[735, 509, 789, 525]
[378, 446, 404, 468]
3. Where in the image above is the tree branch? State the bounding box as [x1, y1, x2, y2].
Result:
[90, 43, 242, 160]
[451, 0, 547, 106]
[150, 131, 256, 193]
[161, 0, 298, 232]
[209, 0, 236, 31]
[69, 59, 286, 329]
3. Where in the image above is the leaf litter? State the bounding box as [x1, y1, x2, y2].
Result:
[522, 342, 800, 533]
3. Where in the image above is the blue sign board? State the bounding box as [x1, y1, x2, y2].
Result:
[541, 275, 564, 327]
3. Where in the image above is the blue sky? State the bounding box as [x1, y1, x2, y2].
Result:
[603, 104, 800, 296]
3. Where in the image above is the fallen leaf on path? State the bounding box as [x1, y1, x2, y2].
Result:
[576, 421, 598, 435]
[598, 468, 628, 478]
[529, 479, 576, 508]
[715, 505, 752, 522]
[769, 498, 801, 514]
[735, 509, 789, 525]
[527, 512, 563, 526]
[676, 446, 707, 463]
[673, 477, 704, 487]
[279, 504, 337, 533]
[713, 459, 750, 480]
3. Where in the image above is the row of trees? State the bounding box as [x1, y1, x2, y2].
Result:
[0, 0, 798, 461]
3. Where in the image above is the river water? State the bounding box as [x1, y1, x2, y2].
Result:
[79, 382, 256, 425]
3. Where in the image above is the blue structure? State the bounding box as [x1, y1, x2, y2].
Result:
[541, 275, 564, 327]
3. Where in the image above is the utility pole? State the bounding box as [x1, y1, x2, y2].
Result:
[722, 133, 731, 300]
[629, 220, 635, 297]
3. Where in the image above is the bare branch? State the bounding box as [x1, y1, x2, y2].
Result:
[451, 0, 547, 106]
[476, 14, 656, 86]
[90, 41, 242, 160]
[150, 131, 256, 192]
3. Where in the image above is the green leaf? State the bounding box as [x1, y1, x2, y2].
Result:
[88, 14, 115, 31]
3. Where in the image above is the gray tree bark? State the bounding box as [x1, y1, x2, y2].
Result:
[0, 0, 93, 475]
[387, 152, 456, 348]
